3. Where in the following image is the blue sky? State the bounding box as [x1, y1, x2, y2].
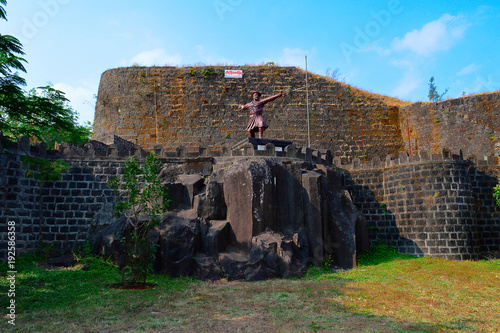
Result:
[1, 0, 499, 125]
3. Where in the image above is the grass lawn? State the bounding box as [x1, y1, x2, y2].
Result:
[1, 245, 499, 333]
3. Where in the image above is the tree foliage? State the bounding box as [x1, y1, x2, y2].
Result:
[428, 76, 449, 102]
[1, 86, 92, 148]
[0, 0, 91, 149]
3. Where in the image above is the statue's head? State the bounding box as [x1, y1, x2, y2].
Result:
[250, 90, 261, 100]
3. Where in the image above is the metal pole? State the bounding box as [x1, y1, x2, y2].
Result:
[306, 56, 310, 148]
[154, 79, 159, 145]
[407, 119, 411, 156]
[361, 122, 366, 163]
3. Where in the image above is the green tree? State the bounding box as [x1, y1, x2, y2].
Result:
[428, 76, 449, 102]
[1, 1, 92, 246]
[109, 153, 170, 285]
[0, 0, 91, 149]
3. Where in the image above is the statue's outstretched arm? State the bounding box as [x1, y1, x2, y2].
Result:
[260, 92, 283, 104]
[238, 102, 250, 110]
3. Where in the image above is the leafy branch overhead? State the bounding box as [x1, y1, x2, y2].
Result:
[0, 0, 91, 149]
[0, 0, 91, 182]
[428, 76, 449, 102]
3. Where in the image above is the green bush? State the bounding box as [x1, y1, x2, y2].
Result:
[494, 182, 500, 206]
[358, 240, 415, 266]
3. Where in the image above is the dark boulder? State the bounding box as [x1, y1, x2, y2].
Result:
[218, 250, 249, 280]
[193, 254, 224, 281]
[47, 255, 75, 268]
[154, 210, 202, 277]
[195, 170, 227, 220]
[245, 230, 309, 281]
[202, 220, 232, 258]
[90, 216, 128, 267]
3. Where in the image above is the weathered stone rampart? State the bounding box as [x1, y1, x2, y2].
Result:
[3, 65, 500, 267]
[343, 150, 500, 259]
[93, 66, 404, 163]
[400, 92, 500, 159]
[1, 133, 499, 262]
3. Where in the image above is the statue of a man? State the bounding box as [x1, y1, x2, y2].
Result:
[238, 90, 283, 139]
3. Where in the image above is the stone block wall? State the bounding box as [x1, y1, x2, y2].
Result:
[344, 150, 500, 260]
[471, 165, 500, 255]
[0, 136, 336, 260]
[0, 149, 122, 257]
[400, 92, 500, 159]
[2, 133, 499, 262]
[93, 66, 405, 163]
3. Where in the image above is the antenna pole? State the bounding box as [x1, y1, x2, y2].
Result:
[306, 56, 310, 148]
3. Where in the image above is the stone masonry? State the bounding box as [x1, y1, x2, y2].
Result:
[344, 150, 500, 260]
[93, 66, 404, 163]
[1, 134, 499, 262]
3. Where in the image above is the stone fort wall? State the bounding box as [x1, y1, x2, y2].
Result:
[343, 150, 500, 259]
[400, 92, 500, 159]
[3, 65, 500, 262]
[93, 66, 405, 163]
[1, 134, 499, 261]
[0, 134, 334, 259]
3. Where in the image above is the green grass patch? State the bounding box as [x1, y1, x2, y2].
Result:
[1, 248, 499, 332]
[358, 240, 417, 266]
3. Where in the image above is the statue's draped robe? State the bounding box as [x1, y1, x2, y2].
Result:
[240, 93, 281, 132]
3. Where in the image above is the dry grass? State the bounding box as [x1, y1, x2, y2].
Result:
[1, 254, 499, 332]
[337, 257, 500, 332]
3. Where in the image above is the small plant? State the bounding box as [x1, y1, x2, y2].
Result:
[225, 133, 230, 139]
[201, 67, 217, 79]
[325, 67, 341, 80]
[434, 118, 440, 123]
[494, 181, 500, 206]
[188, 69, 199, 76]
[398, 184, 405, 191]
[380, 201, 387, 216]
[428, 76, 449, 102]
[138, 70, 148, 83]
[109, 152, 171, 286]
[306, 255, 335, 277]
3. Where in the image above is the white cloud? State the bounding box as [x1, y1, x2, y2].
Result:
[358, 42, 391, 57]
[194, 45, 232, 65]
[53, 83, 97, 125]
[390, 60, 421, 98]
[457, 63, 481, 76]
[130, 49, 182, 66]
[392, 75, 421, 98]
[277, 47, 317, 67]
[392, 14, 468, 56]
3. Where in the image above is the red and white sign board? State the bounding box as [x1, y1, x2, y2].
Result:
[225, 69, 243, 78]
